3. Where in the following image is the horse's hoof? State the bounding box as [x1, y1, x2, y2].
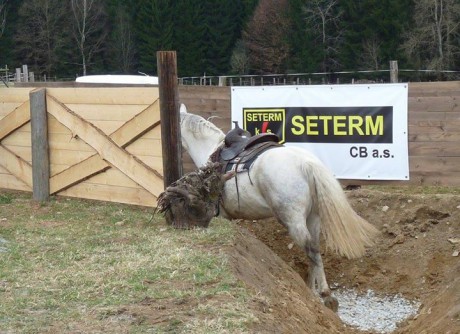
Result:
[323, 296, 339, 312]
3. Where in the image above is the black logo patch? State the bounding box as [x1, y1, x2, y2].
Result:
[243, 108, 285, 143]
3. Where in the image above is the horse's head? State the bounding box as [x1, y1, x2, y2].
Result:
[179, 104, 225, 167]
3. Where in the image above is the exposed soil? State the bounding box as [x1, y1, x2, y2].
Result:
[234, 188, 460, 333]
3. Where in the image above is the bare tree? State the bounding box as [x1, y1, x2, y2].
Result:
[359, 36, 382, 70]
[242, 0, 291, 74]
[70, 0, 108, 76]
[402, 0, 460, 72]
[0, 0, 7, 39]
[303, 0, 343, 72]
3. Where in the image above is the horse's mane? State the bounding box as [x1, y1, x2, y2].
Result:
[181, 112, 225, 140]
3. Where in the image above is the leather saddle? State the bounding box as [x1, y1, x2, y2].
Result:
[214, 121, 281, 174]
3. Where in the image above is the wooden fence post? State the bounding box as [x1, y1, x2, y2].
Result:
[22, 65, 29, 83]
[390, 60, 398, 83]
[15, 68, 21, 82]
[157, 51, 182, 189]
[30, 88, 50, 201]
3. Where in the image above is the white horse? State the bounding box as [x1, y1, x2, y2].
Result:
[179, 105, 379, 310]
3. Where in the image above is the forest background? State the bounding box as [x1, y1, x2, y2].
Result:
[0, 0, 459, 82]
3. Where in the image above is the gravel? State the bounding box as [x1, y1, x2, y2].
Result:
[334, 289, 421, 333]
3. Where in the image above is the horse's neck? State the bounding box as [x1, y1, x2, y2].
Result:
[188, 138, 223, 167]
[181, 113, 225, 167]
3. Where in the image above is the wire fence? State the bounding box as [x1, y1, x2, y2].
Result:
[179, 69, 460, 86]
[2, 65, 459, 87]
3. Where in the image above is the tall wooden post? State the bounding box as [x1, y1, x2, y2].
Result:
[390, 60, 398, 83]
[30, 88, 50, 201]
[157, 51, 182, 189]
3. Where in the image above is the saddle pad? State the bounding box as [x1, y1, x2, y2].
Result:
[224, 155, 258, 174]
[223, 142, 282, 174]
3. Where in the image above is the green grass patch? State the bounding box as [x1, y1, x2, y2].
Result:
[0, 193, 12, 204]
[0, 192, 255, 333]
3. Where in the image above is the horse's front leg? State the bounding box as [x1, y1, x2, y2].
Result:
[306, 214, 339, 312]
[274, 206, 339, 311]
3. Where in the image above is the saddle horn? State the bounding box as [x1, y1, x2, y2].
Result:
[225, 121, 251, 147]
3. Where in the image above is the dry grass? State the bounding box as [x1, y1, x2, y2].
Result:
[0, 191, 256, 333]
[363, 184, 460, 195]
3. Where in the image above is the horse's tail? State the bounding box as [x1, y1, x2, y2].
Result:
[304, 160, 380, 259]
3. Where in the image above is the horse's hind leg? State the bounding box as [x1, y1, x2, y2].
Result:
[306, 214, 338, 312]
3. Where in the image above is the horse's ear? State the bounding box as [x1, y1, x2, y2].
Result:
[180, 104, 187, 114]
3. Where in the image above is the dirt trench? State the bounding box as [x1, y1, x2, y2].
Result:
[234, 188, 460, 333]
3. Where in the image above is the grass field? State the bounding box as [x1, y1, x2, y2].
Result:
[0, 191, 255, 333]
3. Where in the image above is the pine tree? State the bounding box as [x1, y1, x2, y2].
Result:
[339, 0, 413, 71]
[105, 0, 137, 73]
[0, 0, 22, 67]
[135, 0, 174, 75]
[14, 0, 72, 78]
[173, 0, 206, 76]
[200, 0, 245, 76]
[286, 0, 322, 73]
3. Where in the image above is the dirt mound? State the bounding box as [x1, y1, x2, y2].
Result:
[236, 188, 460, 333]
[228, 228, 353, 333]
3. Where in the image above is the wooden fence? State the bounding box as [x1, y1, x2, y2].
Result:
[0, 87, 163, 206]
[0, 82, 459, 207]
[406, 81, 460, 186]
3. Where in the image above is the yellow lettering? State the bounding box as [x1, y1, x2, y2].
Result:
[291, 115, 304, 135]
[246, 112, 284, 122]
[273, 113, 283, 121]
[306, 116, 319, 135]
[334, 116, 347, 135]
[318, 115, 332, 135]
[366, 115, 383, 135]
[288, 114, 385, 137]
[348, 116, 364, 135]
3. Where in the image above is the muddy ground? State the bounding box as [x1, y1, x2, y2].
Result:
[233, 187, 459, 333]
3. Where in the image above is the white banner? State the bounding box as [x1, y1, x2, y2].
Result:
[231, 84, 409, 180]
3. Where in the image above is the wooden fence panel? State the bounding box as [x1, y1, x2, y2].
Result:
[0, 88, 34, 191]
[0, 87, 165, 204]
[406, 81, 460, 186]
[45, 88, 163, 207]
